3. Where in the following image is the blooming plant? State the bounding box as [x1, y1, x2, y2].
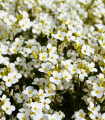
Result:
[1, 0, 105, 120]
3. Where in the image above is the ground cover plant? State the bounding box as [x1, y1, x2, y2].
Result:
[1, 0, 105, 120]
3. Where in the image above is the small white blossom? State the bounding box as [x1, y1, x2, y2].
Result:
[1, 101, 15, 115]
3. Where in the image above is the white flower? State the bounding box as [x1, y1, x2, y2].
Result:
[38, 89, 47, 99]
[17, 113, 29, 120]
[40, 98, 51, 110]
[38, 62, 54, 73]
[89, 113, 98, 120]
[100, 113, 105, 120]
[99, 39, 105, 49]
[48, 114, 58, 120]
[39, 52, 48, 61]
[0, 94, 10, 103]
[0, 11, 8, 19]
[88, 102, 100, 115]
[68, 64, 79, 74]
[50, 71, 62, 85]
[19, 18, 31, 31]
[100, 67, 105, 74]
[24, 0, 36, 8]
[78, 69, 87, 81]
[81, 45, 94, 56]
[56, 111, 65, 119]
[47, 43, 57, 53]
[91, 84, 104, 98]
[86, 76, 100, 85]
[23, 86, 37, 97]
[45, 87, 56, 96]
[88, 62, 97, 72]
[15, 93, 28, 103]
[66, 31, 73, 42]
[1, 101, 15, 115]
[4, 15, 17, 25]
[54, 30, 66, 41]
[72, 109, 86, 120]
[18, 10, 29, 19]
[32, 24, 42, 34]
[31, 102, 44, 113]
[97, 73, 105, 83]
[62, 70, 72, 82]
[61, 60, 71, 69]
[3, 75, 14, 87]
[3, 71, 22, 87]
[10, 72, 22, 84]
[20, 48, 32, 57]
[42, 25, 53, 35]
[15, 57, 26, 66]
[71, 57, 81, 64]
[48, 52, 59, 64]
[30, 113, 43, 120]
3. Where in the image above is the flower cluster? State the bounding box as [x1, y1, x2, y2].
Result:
[1, 0, 105, 120]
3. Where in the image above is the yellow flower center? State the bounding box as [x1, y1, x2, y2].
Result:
[79, 113, 83, 117]
[81, 71, 83, 74]
[75, 32, 79, 37]
[44, 68, 48, 71]
[90, 67, 93, 70]
[43, 102, 46, 105]
[55, 77, 58, 80]
[42, 56, 45, 59]
[59, 112, 61, 115]
[6, 107, 9, 110]
[51, 57, 54, 59]
[40, 119, 44, 120]
[73, 68, 76, 71]
[14, 75, 16, 78]
[8, 79, 11, 82]
[65, 64, 68, 67]
[81, 33, 84, 35]
[100, 118, 104, 120]
[37, 29, 40, 31]
[22, 116, 26, 120]
[59, 34, 62, 38]
[96, 90, 100, 94]
[20, 96, 23, 99]
[84, 50, 87, 53]
[73, 60, 76, 62]
[2, 99, 6, 102]
[64, 75, 68, 79]
[101, 78, 104, 81]
[103, 43, 105, 46]
[91, 80, 94, 83]
[28, 91, 32, 94]
[40, 93, 43, 96]
[49, 29, 51, 31]
[34, 107, 37, 110]
[22, 24, 25, 27]
[48, 90, 51, 93]
[91, 107, 95, 111]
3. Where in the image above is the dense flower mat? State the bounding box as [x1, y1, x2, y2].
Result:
[0, 0, 105, 120]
